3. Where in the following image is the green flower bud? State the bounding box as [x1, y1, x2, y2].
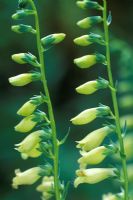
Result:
[76, 78, 109, 95]
[74, 168, 117, 187]
[78, 145, 116, 168]
[76, 0, 103, 11]
[12, 9, 35, 20]
[77, 16, 103, 29]
[74, 53, 106, 69]
[11, 53, 40, 67]
[41, 33, 66, 51]
[17, 95, 44, 116]
[74, 33, 105, 46]
[76, 125, 115, 151]
[11, 24, 36, 34]
[15, 111, 48, 133]
[15, 130, 46, 159]
[103, 193, 124, 200]
[18, 0, 29, 9]
[12, 167, 43, 189]
[70, 105, 110, 125]
[8, 72, 41, 86]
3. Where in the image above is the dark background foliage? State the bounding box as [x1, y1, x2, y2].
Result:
[0, 0, 133, 200]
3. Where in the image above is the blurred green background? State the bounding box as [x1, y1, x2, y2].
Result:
[0, 0, 133, 200]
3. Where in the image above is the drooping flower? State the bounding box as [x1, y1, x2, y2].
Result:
[74, 53, 106, 69]
[17, 95, 44, 116]
[9, 72, 41, 86]
[76, 0, 103, 11]
[12, 167, 43, 189]
[15, 111, 48, 133]
[77, 16, 103, 29]
[11, 53, 40, 67]
[12, 9, 35, 20]
[76, 125, 115, 151]
[15, 130, 45, 159]
[11, 24, 36, 34]
[70, 106, 110, 125]
[78, 146, 116, 168]
[76, 78, 109, 95]
[74, 33, 105, 46]
[41, 33, 66, 51]
[74, 168, 117, 187]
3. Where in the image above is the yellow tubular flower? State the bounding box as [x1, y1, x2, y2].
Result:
[17, 95, 44, 116]
[9, 72, 41, 87]
[74, 168, 116, 187]
[15, 111, 46, 133]
[76, 78, 109, 95]
[74, 35, 92, 46]
[76, 125, 115, 151]
[9, 74, 33, 86]
[36, 176, 54, 192]
[74, 55, 96, 68]
[12, 167, 43, 189]
[21, 144, 42, 159]
[17, 101, 37, 116]
[70, 106, 110, 125]
[78, 146, 108, 168]
[15, 130, 44, 159]
[74, 54, 106, 69]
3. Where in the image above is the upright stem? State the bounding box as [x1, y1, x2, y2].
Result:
[30, 1, 60, 199]
[103, 1, 129, 199]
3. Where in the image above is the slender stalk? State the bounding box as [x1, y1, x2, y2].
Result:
[103, 1, 129, 199]
[29, 1, 60, 199]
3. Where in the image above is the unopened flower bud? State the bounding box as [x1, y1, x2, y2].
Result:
[76, 0, 103, 10]
[76, 125, 115, 151]
[74, 168, 117, 187]
[77, 16, 103, 29]
[12, 167, 43, 189]
[18, 0, 29, 9]
[11, 24, 36, 34]
[41, 33, 66, 51]
[17, 95, 44, 116]
[15, 111, 47, 133]
[9, 72, 41, 86]
[74, 33, 105, 46]
[11, 53, 40, 67]
[15, 130, 46, 159]
[70, 105, 110, 125]
[12, 9, 35, 20]
[74, 53, 106, 69]
[76, 78, 109, 95]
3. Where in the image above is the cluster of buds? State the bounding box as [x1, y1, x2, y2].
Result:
[10, 0, 66, 199]
[71, 0, 121, 196]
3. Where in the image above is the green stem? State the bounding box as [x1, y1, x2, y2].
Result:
[29, 1, 60, 199]
[103, 0, 129, 199]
